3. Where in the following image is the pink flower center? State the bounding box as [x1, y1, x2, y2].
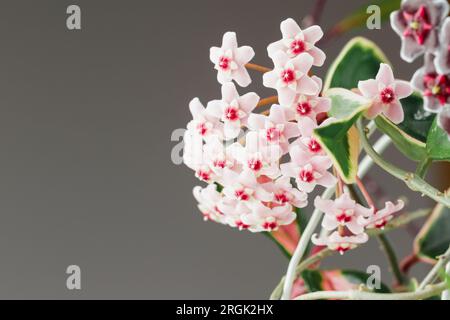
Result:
[224, 106, 239, 121]
[336, 210, 353, 223]
[196, 169, 211, 182]
[218, 56, 231, 71]
[375, 219, 388, 229]
[296, 102, 312, 116]
[266, 127, 281, 142]
[275, 192, 289, 204]
[380, 87, 396, 104]
[402, 5, 432, 45]
[213, 159, 226, 168]
[281, 69, 295, 84]
[299, 169, 314, 183]
[196, 123, 208, 136]
[423, 73, 450, 105]
[248, 158, 263, 172]
[290, 39, 306, 55]
[308, 139, 322, 153]
[263, 221, 278, 231]
[236, 220, 250, 230]
[336, 245, 351, 255]
[235, 189, 249, 201]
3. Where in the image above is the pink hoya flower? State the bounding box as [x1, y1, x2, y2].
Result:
[267, 18, 326, 67]
[183, 129, 205, 172]
[230, 131, 282, 178]
[221, 168, 274, 203]
[207, 82, 259, 140]
[210, 32, 255, 87]
[411, 53, 450, 112]
[187, 98, 223, 140]
[285, 76, 331, 123]
[263, 51, 320, 106]
[280, 146, 336, 193]
[314, 193, 373, 235]
[358, 63, 413, 124]
[193, 184, 226, 224]
[241, 202, 296, 232]
[361, 200, 405, 229]
[390, 0, 449, 62]
[247, 104, 301, 154]
[292, 117, 329, 156]
[264, 176, 308, 208]
[203, 136, 236, 177]
[439, 106, 450, 138]
[217, 196, 253, 230]
[312, 231, 369, 255]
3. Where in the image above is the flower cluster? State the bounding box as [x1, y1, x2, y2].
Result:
[391, 0, 450, 136]
[183, 18, 335, 233]
[312, 193, 405, 255]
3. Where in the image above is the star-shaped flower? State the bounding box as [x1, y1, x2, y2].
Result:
[247, 104, 301, 154]
[411, 53, 450, 112]
[358, 63, 413, 123]
[242, 202, 296, 232]
[314, 193, 373, 235]
[186, 98, 222, 140]
[312, 231, 369, 255]
[360, 200, 404, 229]
[280, 145, 336, 193]
[210, 32, 255, 87]
[267, 18, 326, 67]
[193, 185, 226, 224]
[390, 0, 449, 62]
[263, 51, 320, 106]
[207, 82, 259, 139]
[264, 176, 308, 208]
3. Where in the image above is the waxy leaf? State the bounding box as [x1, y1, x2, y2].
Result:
[314, 88, 371, 183]
[414, 203, 450, 263]
[426, 118, 450, 161]
[324, 37, 390, 91]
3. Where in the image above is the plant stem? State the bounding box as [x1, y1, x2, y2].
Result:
[294, 282, 447, 300]
[415, 158, 431, 179]
[270, 208, 430, 299]
[355, 177, 375, 208]
[418, 245, 450, 290]
[442, 262, 450, 300]
[377, 233, 408, 286]
[256, 96, 278, 108]
[358, 134, 391, 177]
[357, 120, 450, 208]
[245, 63, 271, 73]
[280, 186, 335, 300]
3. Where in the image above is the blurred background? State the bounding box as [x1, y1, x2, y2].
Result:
[0, 0, 446, 299]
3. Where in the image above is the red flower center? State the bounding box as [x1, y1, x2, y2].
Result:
[336, 212, 352, 223]
[380, 87, 396, 104]
[266, 127, 281, 142]
[235, 189, 249, 201]
[299, 169, 314, 183]
[248, 158, 263, 171]
[290, 39, 306, 55]
[275, 192, 289, 204]
[263, 221, 278, 231]
[213, 159, 226, 168]
[308, 139, 322, 153]
[196, 170, 211, 182]
[236, 220, 250, 230]
[281, 69, 295, 84]
[423, 73, 450, 105]
[296, 102, 312, 116]
[224, 106, 239, 121]
[196, 123, 208, 136]
[401, 5, 432, 45]
[219, 56, 230, 71]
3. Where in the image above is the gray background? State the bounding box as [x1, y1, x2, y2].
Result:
[0, 0, 443, 299]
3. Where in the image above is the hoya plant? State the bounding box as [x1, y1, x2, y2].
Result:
[181, 0, 450, 300]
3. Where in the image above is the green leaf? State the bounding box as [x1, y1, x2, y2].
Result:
[375, 116, 428, 162]
[327, 0, 401, 41]
[426, 117, 450, 161]
[414, 203, 450, 262]
[324, 37, 390, 91]
[299, 269, 390, 293]
[314, 89, 371, 183]
[397, 93, 436, 143]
